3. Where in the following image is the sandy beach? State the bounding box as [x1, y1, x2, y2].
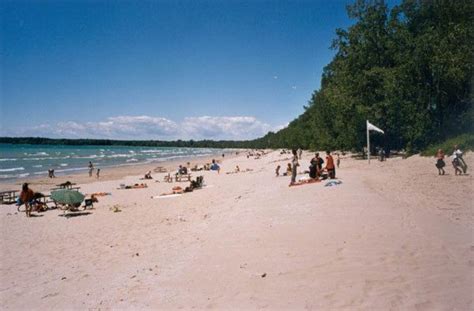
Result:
[0, 150, 472, 309]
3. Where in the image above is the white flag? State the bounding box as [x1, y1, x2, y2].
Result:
[367, 120, 384, 134]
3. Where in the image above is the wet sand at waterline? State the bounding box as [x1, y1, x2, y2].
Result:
[0, 151, 472, 309]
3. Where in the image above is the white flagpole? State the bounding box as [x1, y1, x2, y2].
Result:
[367, 120, 370, 164]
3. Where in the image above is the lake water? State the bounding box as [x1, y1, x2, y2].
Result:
[0, 144, 226, 180]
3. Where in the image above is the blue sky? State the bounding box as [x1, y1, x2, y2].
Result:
[1, 0, 398, 140]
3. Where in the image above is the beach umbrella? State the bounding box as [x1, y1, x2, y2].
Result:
[51, 189, 85, 206]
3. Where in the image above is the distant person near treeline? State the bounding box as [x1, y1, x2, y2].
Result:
[435, 149, 446, 175]
[451, 145, 468, 176]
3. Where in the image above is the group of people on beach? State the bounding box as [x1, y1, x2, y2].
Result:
[276, 149, 338, 186]
[88, 161, 100, 178]
[435, 145, 468, 176]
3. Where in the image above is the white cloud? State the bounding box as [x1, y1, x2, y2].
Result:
[2, 115, 275, 140]
[291, 85, 297, 90]
[273, 75, 278, 80]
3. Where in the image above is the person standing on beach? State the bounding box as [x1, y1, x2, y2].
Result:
[453, 145, 467, 174]
[88, 161, 94, 177]
[297, 148, 302, 160]
[313, 153, 324, 177]
[325, 151, 336, 179]
[290, 149, 299, 185]
[336, 153, 341, 168]
[18, 183, 35, 217]
[435, 149, 445, 175]
[96, 168, 101, 179]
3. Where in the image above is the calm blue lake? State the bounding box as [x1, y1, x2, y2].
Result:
[0, 144, 225, 180]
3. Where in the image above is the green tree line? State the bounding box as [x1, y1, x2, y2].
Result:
[0, 137, 260, 149]
[256, 0, 473, 153]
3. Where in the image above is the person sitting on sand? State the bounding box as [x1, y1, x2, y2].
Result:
[325, 151, 336, 179]
[144, 171, 153, 179]
[210, 159, 220, 173]
[125, 183, 147, 189]
[235, 165, 240, 173]
[17, 183, 35, 217]
[283, 163, 292, 176]
[435, 149, 446, 175]
[275, 165, 281, 177]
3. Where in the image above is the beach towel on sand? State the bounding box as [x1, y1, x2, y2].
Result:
[325, 180, 342, 187]
[151, 194, 182, 199]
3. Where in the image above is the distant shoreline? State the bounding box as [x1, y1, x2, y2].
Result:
[0, 150, 241, 192]
[0, 137, 258, 149]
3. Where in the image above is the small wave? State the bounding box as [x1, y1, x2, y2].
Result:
[25, 152, 49, 156]
[107, 154, 133, 158]
[32, 165, 43, 168]
[72, 155, 98, 159]
[140, 149, 163, 153]
[0, 167, 25, 172]
[126, 158, 139, 162]
[0, 172, 30, 179]
[60, 163, 68, 167]
[0, 158, 17, 162]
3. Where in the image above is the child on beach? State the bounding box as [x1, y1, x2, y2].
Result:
[283, 163, 292, 176]
[435, 149, 445, 175]
[96, 168, 101, 178]
[275, 165, 281, 176]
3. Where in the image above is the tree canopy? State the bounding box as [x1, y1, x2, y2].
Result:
[255, 0, 473, 153]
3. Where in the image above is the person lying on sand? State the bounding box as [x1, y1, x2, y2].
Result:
[159, 176, 204, 196]
[160, 186, 184, 196]
[89, 192, 111, 197]
[289, 177, 321, 187]
[120, 183, 148, 189]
